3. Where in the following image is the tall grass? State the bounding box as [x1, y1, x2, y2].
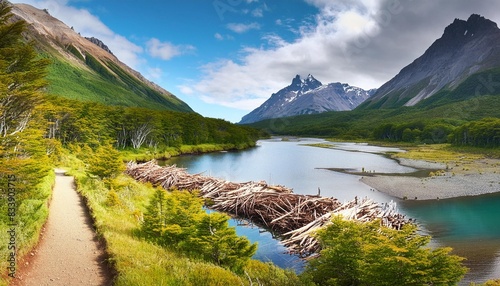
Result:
[120, 143, 256, 162]
[0, 171, 54, 285]
[65, 154, 299, 285]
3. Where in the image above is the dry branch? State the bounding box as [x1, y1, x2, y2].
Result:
[126, 160, 409, 257]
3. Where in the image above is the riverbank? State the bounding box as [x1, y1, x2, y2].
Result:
[58, 153, 299, 285]
[360, 147, 500, 201]
[120, 142, 257, 162]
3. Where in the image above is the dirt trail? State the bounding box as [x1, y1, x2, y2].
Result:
[12, 169, 112, 286]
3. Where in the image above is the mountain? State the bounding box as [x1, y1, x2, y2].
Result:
[10, 3, 193, 112]
[359, 14, 500, 109]
[240, 74, 374, 124]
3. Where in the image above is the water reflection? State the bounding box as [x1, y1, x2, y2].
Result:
[229, 218, 305, 272]
[165, 139, 500, 284]
[400, 193, 500, 284]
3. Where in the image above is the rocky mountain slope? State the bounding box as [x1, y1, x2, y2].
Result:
[240, 74, 374, 124]
[359, 14, 500, 109]
[10, 3, 192, 112]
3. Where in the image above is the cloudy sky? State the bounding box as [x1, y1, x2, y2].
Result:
[10, 0, 500, 122]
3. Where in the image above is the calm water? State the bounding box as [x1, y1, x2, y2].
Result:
[166, 138, 500, 284]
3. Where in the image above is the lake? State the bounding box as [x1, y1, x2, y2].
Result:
[166, 138, 500, 284]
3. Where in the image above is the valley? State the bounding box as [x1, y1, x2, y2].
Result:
[1, 1, 499, 285]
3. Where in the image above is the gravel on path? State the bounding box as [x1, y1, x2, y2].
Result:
[12, 169, 112, 286]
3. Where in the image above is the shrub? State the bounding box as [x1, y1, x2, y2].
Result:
[303, 216, 467, 286]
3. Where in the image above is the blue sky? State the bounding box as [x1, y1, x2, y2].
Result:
[10, 0, 500, 122]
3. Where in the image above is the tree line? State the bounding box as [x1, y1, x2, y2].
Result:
[0, 2, 259, 282]
[43, 96, 261, 151]
[373, 118, 500, 148]
[449, 117, 500, 148]
[0, 3, 476, 284]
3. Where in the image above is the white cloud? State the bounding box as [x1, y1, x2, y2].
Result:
[146, 38, 195, 60]
[178, 85, 194, 95]
[251, 8, 263, 17]
[193, 0, 386, 111]
[214, 33, 224, 40]
[226, 22, 261, 33]
[193, 0, 500, 114]
[251, 3, 268, 18]
[146, 67, 163, 80]
[11, 0, 144, 69]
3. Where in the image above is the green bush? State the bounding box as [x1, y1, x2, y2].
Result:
[86, 144, 125, 179]
[303, 216, 467, 286]
[142, 189, 257, 272]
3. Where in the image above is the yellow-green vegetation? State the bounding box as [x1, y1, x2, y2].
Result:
[392, 144, 483, 163]
[470, 280, 500, 286]
[142, 189, 257, 273]
[0, 171, 53, 286]
[428, 170, 447, 177]
[0, 3, 55, 284]
[302, 216, 467, 286]
[63, 150, 300, 285]
[390, 144, 500, 178]
[303, 143, 335, 149]
[120, 143, 254, 162]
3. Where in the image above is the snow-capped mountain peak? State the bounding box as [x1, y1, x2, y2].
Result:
[240, 75, 375, 124]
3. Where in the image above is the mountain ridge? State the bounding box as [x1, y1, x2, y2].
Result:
[240, 74, 374, 124]
[10, 2, 193, 112]
[359, 14, 500, 109]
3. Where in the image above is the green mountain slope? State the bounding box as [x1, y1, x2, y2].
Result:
[11, 3, 193, 112]
[246, 15, 500, 141]
[247, 93, 500, 139]
[46, 53, 191, 112]
[360, 14, 500, 110]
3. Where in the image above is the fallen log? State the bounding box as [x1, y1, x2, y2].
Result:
[126, 160, 409, 257]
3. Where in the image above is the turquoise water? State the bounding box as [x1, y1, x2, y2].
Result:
[166, 138, 500, 283]
[400, 194, 500, 284]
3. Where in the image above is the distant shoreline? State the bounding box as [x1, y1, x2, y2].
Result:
[360, 157, 500, 201]
[308, 141, 500, 201]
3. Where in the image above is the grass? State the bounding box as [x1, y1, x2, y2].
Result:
[391, 144, 484, 163]
[61, 152, 300, 285]
[45, 54, 192, 112]
[119, 143, 256, 162]
[0, 171, 54, 286]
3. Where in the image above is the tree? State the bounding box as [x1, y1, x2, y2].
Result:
[450, 118, 500, 147]
[0, 0, 51, 196]
[142, 189, 257, 272]
[86, 144, 125, 179]
[0, 2, 50, 137]
[142, 189, 205, 246]
[189, 212, 257, 273]
[303, 216, 467, 286]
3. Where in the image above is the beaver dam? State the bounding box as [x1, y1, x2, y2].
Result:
[126, 160, 409, 257]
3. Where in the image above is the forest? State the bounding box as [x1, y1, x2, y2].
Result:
[248, 100, 500, 150]
[0, 2, 495, 285]
[0, 3, 261, 284]
[44, 95, 261, 152]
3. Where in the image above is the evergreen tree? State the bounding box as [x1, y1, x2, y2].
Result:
[189, 212, 257, 273]
[304, 216, 467, 286]
[86, 144, 125, 179]
[0, 1, 50, 138]
[0, 1, 51, 193]
[142, 189, 257, 272]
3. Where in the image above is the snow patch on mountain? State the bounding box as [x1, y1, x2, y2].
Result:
[240, 75, 375, 124]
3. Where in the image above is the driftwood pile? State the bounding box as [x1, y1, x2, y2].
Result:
[126, 160, 408, 257]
